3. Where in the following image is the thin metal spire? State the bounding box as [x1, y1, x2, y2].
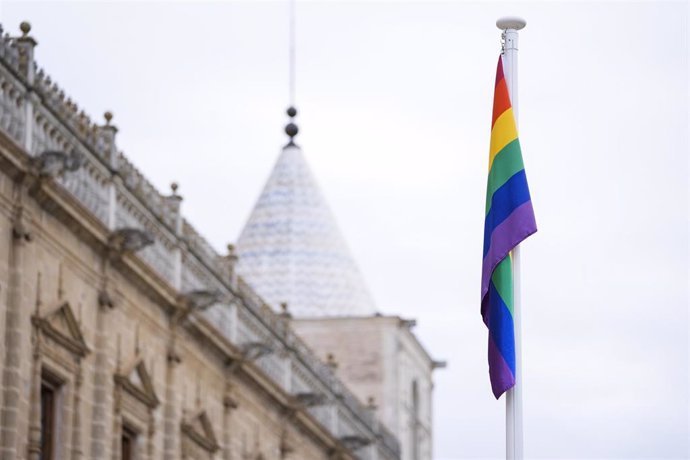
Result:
[288, 0, 296, 107]
[285, 0, 299, 146]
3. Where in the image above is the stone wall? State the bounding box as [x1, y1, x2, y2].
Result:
[291, 317, 441, 460]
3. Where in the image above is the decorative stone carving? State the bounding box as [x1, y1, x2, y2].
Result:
[179, 289, 222, 310]
[32, 150, 82, 178]
[279, 302, 292, 320]
[326, 353, 338, 370]
[15, 21, 37, 79]
[31, 301, 89, 358]
[12, 206, 31, 241]
[223, 382, 239, 410]
[108, 227, 154, 254]
[294, 392, 327, 408]
[339, 435, 371, 451]
[167, 347, 182, 365]
[164, 182, 182, 218]
[225, 243, 238, 263]
[172, 289, 223, 331]
[240, 342, 273, 361]
[181, 410, 220, 454]
[97, 289, 114, 309]
[114, 355, 159, 409]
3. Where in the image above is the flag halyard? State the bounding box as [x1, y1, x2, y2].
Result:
[481, 56, 537, 400]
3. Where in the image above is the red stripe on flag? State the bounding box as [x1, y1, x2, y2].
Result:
[492, 79, 511, 128]
[495, 56, 505, 87]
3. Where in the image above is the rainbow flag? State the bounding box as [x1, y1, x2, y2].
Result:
[481, 56, 537, 399]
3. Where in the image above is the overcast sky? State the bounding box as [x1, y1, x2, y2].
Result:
[2, 1, 688, 459]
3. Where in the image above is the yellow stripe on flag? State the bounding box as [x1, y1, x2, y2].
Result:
[489, 108, 518, 170]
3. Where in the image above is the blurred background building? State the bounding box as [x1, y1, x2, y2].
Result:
[0, 21, 441, 460]
[236, 108, 445, 460]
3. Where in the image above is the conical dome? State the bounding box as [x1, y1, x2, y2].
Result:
[236, 145, 376, 317]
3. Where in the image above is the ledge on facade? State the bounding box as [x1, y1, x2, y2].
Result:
[292, 314, 446, 373]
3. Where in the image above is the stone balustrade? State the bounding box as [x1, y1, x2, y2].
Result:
[0, 22, 400, 460]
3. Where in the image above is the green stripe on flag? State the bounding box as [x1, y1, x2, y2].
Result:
[485, 139, 524, 215]
[491, 256, 513, 314]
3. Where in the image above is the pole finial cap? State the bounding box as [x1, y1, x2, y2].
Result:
[496, 16, 526, 30]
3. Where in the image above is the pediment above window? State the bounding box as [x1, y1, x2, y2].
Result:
[181, 409, 219, 453]
[32, 301, 89, 357]
[114, 355, 159, 409]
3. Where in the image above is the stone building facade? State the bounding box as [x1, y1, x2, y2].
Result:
[291, 317, 445, 460]
[0, 22, 401, 460]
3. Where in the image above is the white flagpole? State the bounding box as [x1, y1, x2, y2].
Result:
[496, 16, 526, 460]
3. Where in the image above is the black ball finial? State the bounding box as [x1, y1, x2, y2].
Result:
[284, 106, 299, 145]
[285, 122, 299, 138]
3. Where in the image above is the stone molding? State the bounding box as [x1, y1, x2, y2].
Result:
[114, 355, 160, 410]
[181, 409, 220, 453]
[31, 300, 89, 358]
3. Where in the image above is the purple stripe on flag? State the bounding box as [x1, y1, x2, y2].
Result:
[488, 334, 515, 399]
[481, 200, 537, 299]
